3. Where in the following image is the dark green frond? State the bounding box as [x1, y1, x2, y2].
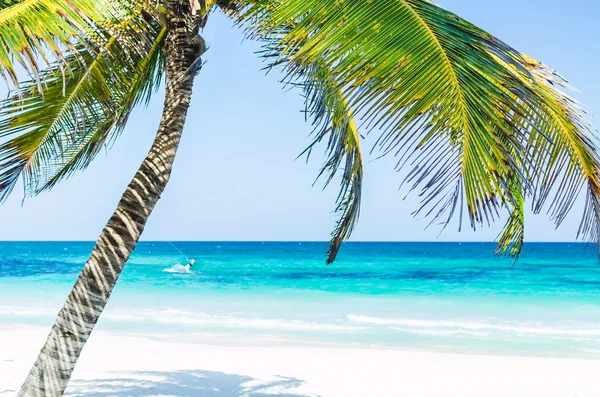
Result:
[243, 2, 364, 263]
[300, 62, 363, 264]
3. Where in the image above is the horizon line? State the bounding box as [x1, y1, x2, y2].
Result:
[0, 240, 587, 244]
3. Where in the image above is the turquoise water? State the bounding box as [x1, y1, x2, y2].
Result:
[2, 242, 600, 358]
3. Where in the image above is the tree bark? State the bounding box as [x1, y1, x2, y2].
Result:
[17, 2, 205, 396]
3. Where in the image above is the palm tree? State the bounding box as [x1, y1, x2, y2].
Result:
[0, 0, 597, 395]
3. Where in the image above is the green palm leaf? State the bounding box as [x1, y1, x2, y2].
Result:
[0, 22, 166, 200]
[299, 62, 363, 264]
[249, 3, 363, 263]
[0, 0, 141, 90]
[496, 178, 525, 260]
[238, 0, 600, 260]
[521, 58, 600, 248]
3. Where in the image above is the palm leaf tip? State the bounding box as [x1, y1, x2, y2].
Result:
[519, 58, 600, 253]
[495, 181, 525, 262]
[296, 63, 363, 264]
[326, 129, 362, 264]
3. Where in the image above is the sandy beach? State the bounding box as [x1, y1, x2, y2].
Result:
[1, 325, 599, 397]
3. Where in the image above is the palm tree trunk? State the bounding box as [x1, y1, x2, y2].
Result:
[17, 2, 205, 396]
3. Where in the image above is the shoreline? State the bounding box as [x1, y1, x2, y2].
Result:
[2, 326, 600, 396]
[3, 322, 597, 361]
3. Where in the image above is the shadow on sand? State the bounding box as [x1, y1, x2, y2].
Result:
[65, 369, 317, 397]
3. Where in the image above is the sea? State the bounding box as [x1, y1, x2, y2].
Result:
[2, 241, 600, 359]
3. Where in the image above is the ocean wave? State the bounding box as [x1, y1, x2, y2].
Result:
[387, 327, 490, 337]
[0, 305, 364, 332]
[0, 305, 56, 316]
[348, 315, 600, 337]
[105, 309, 364, 332]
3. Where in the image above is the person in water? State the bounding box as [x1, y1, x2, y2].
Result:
[163, 259, 196, 273]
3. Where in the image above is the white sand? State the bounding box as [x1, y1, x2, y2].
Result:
[1, 325, 600, 397]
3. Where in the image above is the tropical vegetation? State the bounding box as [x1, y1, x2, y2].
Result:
[0, 0, 596, 395]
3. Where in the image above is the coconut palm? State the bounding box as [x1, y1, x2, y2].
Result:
[0, 0, 597, 395]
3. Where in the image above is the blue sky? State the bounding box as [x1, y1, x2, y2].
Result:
[0, 0, 598, 242]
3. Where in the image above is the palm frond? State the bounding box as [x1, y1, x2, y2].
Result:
[521, 58, 600, 249]
[0, 0, 141, 90]
[496, 177, 525, 260]
[299, 62, 363, 264]
[240, 0, 538, 248]
[244, 2, 363, 263]
[239, 0, 599, 260]
[0, 22, 166, 200]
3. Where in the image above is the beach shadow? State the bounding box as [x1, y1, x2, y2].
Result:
[66, 369, 317, 397]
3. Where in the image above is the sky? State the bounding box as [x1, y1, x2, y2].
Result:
[0, 0, 598, 242]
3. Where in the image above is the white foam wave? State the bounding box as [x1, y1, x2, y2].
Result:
[0, 306, 362, 333]
[105, 309, 364, 332]
[0, 305, 56, 316]
[348, 315, 600, 337]
[388, 327, 489, 337]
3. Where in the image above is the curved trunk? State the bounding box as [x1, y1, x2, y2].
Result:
[17, 2, 204, 396]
